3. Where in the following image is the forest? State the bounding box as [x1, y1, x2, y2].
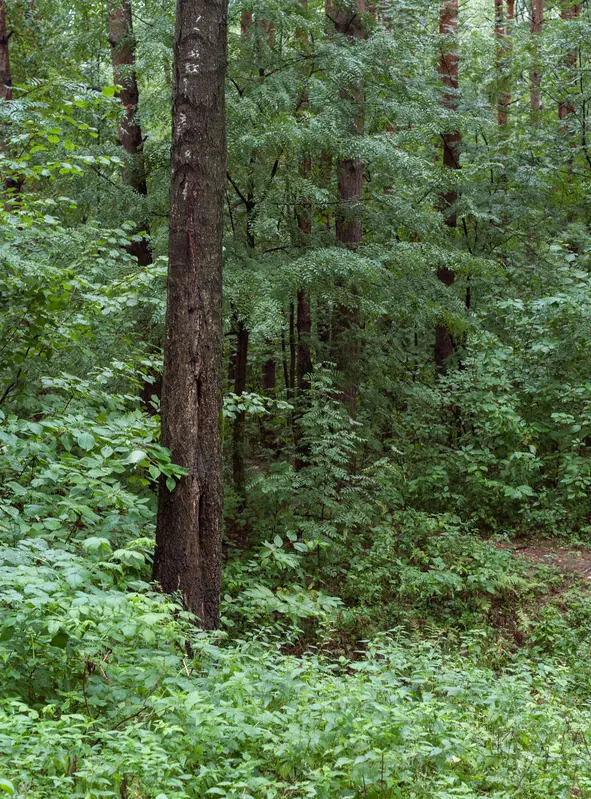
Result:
[0, 0, 590, 796]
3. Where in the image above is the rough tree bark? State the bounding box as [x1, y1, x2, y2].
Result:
[436, 0, 460, 369]
[530, 0, 543, 121]
[154, 0, 228, 630]
[108, 0, 151, 266]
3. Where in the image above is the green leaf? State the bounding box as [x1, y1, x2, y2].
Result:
[50, 631, 70, 649]
[76, 432, 96, 451]
[125, 449, 147, 465]
[0, 779, 14, 795]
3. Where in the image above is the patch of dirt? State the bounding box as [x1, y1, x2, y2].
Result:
[497, 540, 591, 582]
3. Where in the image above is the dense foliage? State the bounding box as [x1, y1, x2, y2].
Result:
[0, 0, 590, 796]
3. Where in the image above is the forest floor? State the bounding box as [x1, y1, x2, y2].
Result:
[498, 540, 591, 582]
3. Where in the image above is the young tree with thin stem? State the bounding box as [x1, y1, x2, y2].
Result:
[108, 0, 151, 266]
[0, 0, 12, 102]
[530, 0, 543, 121]
[436, 0, 460, 369]
[296, 0, 313, 398]
[154, 0, 228, 630]
[558, 0, 581, 126]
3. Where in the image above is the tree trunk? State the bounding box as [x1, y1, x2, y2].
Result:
[530, 0, 543, 121]
[0, 0, 22, 200]
[0, 0, 12, 102]
[436, 0, 460, 370]
[297, 289, 312, 392]
[154, 0, 227, 630]
[262, 357, 276, 394]
[439, 0, 460, 226]
[327, 0, 366, 415]
[108, 0, 151, 266]
[295, 0, 313, 397]
[289, 301, 296, 398]
[558, 1, 580, 125]
[230, 319, 249, 542]
[241, 9, 252, 35]
[495, 0, 514, 127]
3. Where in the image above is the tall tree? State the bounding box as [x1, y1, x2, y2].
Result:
[154, 0, 228, 629]
[326, 0, 366, 413]
[296, 0, 313, 396]
[558, 0, 581, 125]
[108, 0, 150, 266]
[530, 0, 543, 121]
[230, 315, 249, 542]
[0, 0, 22, 199]
[0, 0, 12, 101]
[495, 0, 514, 127]
[436, 0, 460, 369]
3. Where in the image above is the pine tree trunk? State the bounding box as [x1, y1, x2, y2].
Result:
[0, 0, 12, 102]
[436, 0, 460, 370]
[154, 0, 227, 630]
[108, 0, 151, 266]
[530, 0, 543, 121]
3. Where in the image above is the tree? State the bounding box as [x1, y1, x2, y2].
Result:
[326, 0, 367, 413]
[154, 0, 228, 629]
[0, 0, 12, 102]
[436, 0, 460, 369]
[530, 0, 543, 121]
[558, 0, 581, 125]
[296, 0, 313, 398]
[108, 0, 150, 266]
[495, 0, 514, 127]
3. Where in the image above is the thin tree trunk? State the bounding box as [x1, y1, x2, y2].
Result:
[436, 0, 460, 370]
[230, 319, 249, 542]
[241, 9, 252, 35]
[530, 0, 543, 121]
[0, 0, 23, 200]
[260, 354, 276, 450]
[262, 357, 276, 394]
[327, 0, 366, 414]
[154, 0, 227, 630]
[558, 1, 580, 125]
[0, 0, 12, 101]
[108, 0, 151, 266]
[439, 0, 460, 226]
[289, 301, 296, 398]
[297, 289, 312, 392]
[296, 0, 313, 397]
[496, 0, 514, 127]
